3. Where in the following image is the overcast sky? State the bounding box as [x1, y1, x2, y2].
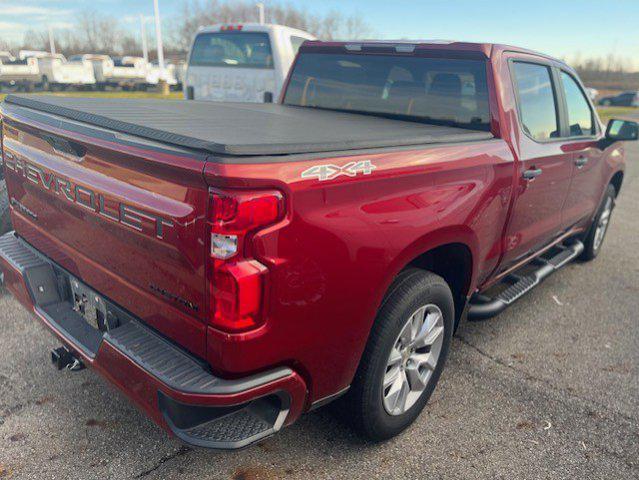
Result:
[1, 0, 638, 69]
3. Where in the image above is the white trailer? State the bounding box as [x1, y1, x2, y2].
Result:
[184, 23, 316, 102]
[0, 52, 40, 91]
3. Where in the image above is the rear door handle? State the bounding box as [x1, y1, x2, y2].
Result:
[522, 168, 543, 180]
[575, 156, 589, 168]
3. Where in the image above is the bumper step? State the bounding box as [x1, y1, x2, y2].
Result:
[186, 409, 271, 444]
[0, 232, 295, 449]
[104, 320, 292, 396]
[468, 240, 584, 320]
[158, 392, 289, 449]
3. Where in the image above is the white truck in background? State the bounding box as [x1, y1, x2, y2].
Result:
[68, 54, 113, 87]
[145, 61, 178, 88]
[184, 23, 316, 102]
[0, 52, 40, 91]
[19, 51, 95, 90]
[69, 55, 148, 90]
[107, 56, 148, 89]
[69, 54, 181, 91]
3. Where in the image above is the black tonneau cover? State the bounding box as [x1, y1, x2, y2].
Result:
[3, 95, 493, 157]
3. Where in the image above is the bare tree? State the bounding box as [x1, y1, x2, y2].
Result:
[169, 0, 372, 50]
[21, 30, 50, 52]
[571, 52, 639, 90]
[1, 1, 371, 59]
[77, 11, 122, 54]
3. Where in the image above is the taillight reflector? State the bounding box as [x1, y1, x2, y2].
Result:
[211, 260, 266, 332]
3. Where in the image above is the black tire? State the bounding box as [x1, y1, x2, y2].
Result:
[580, 184, 616, 262]
[341, 269, 454, 441]
[40, 76, 50, 92]
[0, 179, 11, 236]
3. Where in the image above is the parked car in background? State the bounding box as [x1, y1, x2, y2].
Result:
[598, 90, 639, 107]
[20, 51, 95, 90]
[1, 40, 636, 450]
[185, 23, 316, 102]
[0, 52, 40, 91]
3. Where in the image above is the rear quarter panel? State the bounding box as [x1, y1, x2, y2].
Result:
[205, 140, 515, 402]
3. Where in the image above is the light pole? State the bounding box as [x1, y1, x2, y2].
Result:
[152, 0, 167, 93]
[48, 26, 56, 56]
[140, 14, 149, 64]
[257, 3, 265, 25]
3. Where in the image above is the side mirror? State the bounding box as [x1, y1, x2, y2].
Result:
[606, 119, 638, 142]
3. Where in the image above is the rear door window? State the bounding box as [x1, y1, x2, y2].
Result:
[512, 62, 560, 141]
[189, 32, 273, 69]
[560, 71, 594, 136]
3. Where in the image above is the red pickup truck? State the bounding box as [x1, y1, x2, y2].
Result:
[0, 40, 637, 449]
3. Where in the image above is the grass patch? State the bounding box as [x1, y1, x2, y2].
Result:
[0, 91, 182, 102]
[596, 106, 638, 123]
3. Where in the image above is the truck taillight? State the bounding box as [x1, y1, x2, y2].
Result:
[207, 189, 284, 333]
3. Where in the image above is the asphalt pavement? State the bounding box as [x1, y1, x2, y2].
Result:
[0, 138, 638, 480]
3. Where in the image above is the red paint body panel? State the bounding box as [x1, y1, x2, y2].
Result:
[0, 41, 626, 438]
[1, 111, 210, 358]
[204, 140, 515, 399]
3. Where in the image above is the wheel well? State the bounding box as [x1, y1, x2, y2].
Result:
[610, 171, 624, 196]
[406, 243, 473, 327]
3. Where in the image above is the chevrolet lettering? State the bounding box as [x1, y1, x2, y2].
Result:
[3, 150, 173, 239]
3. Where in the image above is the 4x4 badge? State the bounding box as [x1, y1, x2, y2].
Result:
[301, 160, 377, 181]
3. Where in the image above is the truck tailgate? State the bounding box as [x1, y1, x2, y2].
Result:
[1, 104, 210, 358]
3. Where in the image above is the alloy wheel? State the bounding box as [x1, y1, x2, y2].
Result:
[382, 304, 445, 415]
[593, 196, 613, 252]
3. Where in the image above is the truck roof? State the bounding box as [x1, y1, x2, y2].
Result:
[300, 40, 565, 65]
[196, 23, 316, 39]
[2, 95, 492, 158]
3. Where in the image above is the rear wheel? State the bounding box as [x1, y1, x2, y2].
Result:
[580, 184, 616, 261]
[341, 269, 454, 441]
[0, 179, 11, 236]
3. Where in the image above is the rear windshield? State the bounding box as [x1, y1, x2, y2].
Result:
[189, 32, 273, 69]
[284, 53, 490, 131]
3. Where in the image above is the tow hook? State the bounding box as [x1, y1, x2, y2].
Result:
[51, 346, 85, 371]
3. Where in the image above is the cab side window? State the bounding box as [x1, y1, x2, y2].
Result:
[560, 72, 594, 136]
[512, 62, 560, 141]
